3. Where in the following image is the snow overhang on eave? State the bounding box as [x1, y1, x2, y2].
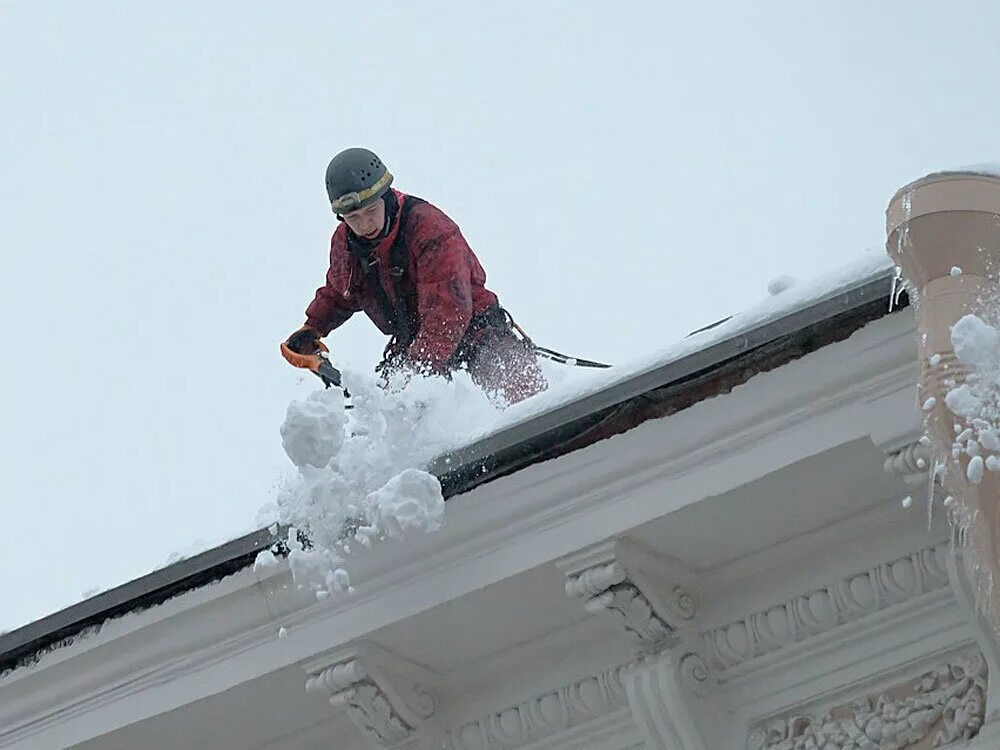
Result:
[0, 271, 905, 675]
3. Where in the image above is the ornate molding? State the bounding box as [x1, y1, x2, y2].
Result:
[703, 544, 950, 671]
[746, 650, 987, 749]
[883, 439, 933, 484]
[557, 539, 700, 654]
[625, 651, 717, 750]
[304, 643, 437, 748]
[445, 665, 628, 750]
[676, 650, 714, 697]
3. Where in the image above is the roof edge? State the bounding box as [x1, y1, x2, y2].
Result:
[0, 270, 905, 675]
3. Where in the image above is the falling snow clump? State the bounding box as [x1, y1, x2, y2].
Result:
[257, 370, 498, 601]
[944, 314, 1000, 480]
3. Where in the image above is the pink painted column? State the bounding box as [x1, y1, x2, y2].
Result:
[886, 171, 1000, 628]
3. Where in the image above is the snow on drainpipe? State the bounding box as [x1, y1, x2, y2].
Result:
[886, 170, 1000, 630]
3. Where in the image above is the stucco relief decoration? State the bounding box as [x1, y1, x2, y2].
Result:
[883, 441, 933, 484]
[677, 650, 713, 696]
[577, 562, 674, 648]
[704, 545, 949, 670]
[560, 541, 698, 653]
[446, 665, 627, 750]
[305, 654, 435, 748]
[746, 652, 986, 750]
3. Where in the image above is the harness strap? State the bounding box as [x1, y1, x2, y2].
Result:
[387, 196, 425, 345]
[347, 195, 425, 346]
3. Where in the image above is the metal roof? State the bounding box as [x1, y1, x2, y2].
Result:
[0, 271, 904, 674]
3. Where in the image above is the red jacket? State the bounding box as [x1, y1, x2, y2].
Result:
[305, 190, 499, 367]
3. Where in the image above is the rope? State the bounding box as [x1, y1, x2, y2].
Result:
[503, 309, 612, 369]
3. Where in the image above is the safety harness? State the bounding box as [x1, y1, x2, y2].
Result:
[346, 194, 425, 350]
[346, 194, 611, 370]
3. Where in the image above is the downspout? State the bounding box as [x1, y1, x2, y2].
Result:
[885, 171, 1000, 631]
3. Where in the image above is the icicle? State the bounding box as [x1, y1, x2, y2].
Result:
[926, 460, 943, 532]
[889, 266, 902, 312]
[892, 205, 914, 311]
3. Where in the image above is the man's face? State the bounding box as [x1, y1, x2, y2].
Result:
[343, 199, 385, 240]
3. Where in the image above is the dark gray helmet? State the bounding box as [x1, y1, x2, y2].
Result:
[325, 147, 393, 214]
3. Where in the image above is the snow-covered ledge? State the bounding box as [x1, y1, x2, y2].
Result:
[886, 170, 1000, 719]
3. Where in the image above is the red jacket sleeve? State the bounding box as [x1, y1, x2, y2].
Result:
[405, 205, 476, 368]
[304, 229, 361, 336]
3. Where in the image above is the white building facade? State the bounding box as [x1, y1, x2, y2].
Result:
[3, 175, 1000, 749]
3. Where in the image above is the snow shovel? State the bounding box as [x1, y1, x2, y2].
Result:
[280, 338, 352, 400]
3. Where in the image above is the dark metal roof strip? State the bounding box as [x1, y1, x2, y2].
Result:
[0, 529, 275, 675]
[432, 271, 896, 492]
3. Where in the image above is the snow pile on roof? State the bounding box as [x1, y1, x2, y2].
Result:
[946, 163, 1000, 177]
[256, 249, 901, 598]
[481, 249, 896, 440]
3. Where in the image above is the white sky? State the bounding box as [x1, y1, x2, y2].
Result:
[2, 1, 999, 632]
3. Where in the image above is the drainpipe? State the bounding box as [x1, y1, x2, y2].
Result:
[885, 170, 1000, 633]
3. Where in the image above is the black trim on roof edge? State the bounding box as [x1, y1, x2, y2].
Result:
[0, 271, 906, 675]
[431, 272, 904, 495]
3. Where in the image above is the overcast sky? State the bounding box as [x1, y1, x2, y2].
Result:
[2, 1, 999, 632]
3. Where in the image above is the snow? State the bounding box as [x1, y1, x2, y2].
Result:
[919, 164, 1000, 181]
[944, 315, 1000, 438]
[154, 534, 240, 572]
[945, 385, 983, 421]
[954, 163, 1000, 177]
[280, 392, 348, 469]
[15, 248, 899, 629]
[256, 246, 884, 595]
[259, 374, 483, 597]
[969, 456, 986, 485]
[767, 275, 798, 296]
[952, 315, 1000, 369]
[249, 250, 897, 599]
[937, 301, 1000, 495]
[472, 249, 895, 443]
[253, 550, 278, 570]
[364, 469, 444, 539]
[982, 429, 1000, 453]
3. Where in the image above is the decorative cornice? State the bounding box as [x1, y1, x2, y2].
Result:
[557, 539, 700, 654]
[703, 544, 950, 672]
[445, 665, 628, 750]
[304, 643, 437, 748]
[625, 651, 714, 750]
[0, 318, 921, 748]
[746, 650, 987, 749]
[883, 439, 933, 483]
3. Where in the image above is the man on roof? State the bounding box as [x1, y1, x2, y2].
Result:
[281, 147, 546, 405]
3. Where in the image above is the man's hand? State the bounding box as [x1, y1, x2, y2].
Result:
[284, 325, 320, 355]
[281, 325, 323, 369]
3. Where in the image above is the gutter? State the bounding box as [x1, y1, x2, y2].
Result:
[0, 270, 904, 675]
[432, 271, 904, 494]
